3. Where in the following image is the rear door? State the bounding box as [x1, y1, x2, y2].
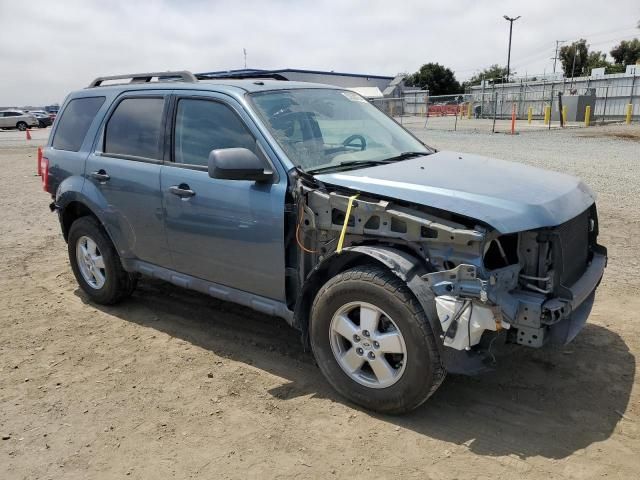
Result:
[84, 92, 171, 266]
[3, 111, 20, 127]
[161, 93, 287, 301]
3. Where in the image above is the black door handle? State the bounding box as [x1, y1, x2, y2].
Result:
[169, 184, 196, 198]
[90, 169, 110, 182]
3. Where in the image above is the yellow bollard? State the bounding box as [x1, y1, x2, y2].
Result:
[527, 107, 533, 124]
[585, 105, 591, 127]
[626, 103, 633, 124]
[544, 105, 551, 125]
[562, 105, 568, 125]
[467, 102, 472, 119]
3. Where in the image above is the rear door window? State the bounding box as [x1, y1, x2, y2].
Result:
[104, 97, 165, 160]
[52, 97, 105, 151]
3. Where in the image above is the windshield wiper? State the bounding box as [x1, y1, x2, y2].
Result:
[305, 160, 391, 175]
[382, 151, 429, 162]
[305, 152, 429, 175]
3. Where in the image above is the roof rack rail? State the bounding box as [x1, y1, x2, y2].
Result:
[88, 71, 198, 88]
[196, 72, 288, 81]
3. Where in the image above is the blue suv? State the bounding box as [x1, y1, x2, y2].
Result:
[42, 71, 606, 413]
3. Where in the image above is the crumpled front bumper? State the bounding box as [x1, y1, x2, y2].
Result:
[545, 250, 606, 345]
[496, 249, 607, 348]
[430, 251, 607, 375]
[425, 248, 607, 374]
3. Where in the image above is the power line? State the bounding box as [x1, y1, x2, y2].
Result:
[455, 26, 639, 78]
[506, 26, 637, 67]
[511, 33, 638, 71]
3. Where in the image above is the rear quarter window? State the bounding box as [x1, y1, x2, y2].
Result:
[52, 97, 105, 152]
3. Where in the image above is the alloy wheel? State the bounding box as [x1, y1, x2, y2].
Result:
[329, 301, 407, 389]
[76, 235, 106, 289]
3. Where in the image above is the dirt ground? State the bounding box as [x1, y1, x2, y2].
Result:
[1, 126, 639, 479]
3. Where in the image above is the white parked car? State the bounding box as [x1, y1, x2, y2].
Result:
[0, 109, 39, 131]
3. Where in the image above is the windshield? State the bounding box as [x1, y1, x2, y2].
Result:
[250, 88, 431, 173]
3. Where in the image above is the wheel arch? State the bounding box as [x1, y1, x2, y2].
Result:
[59, 200, 100, 241]
[294, 245, 443, 349]
[55, 176, 126, 251]
[56, 188, 117, 248]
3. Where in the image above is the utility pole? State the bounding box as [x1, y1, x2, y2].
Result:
[243, 48, 247, 69]
[570, 48, 579, 88]
[552, 40, 565, 74]
[503, 15, 521, 82]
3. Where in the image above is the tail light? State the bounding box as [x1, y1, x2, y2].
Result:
[41, 156, 49, 192]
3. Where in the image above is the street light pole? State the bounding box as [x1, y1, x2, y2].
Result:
[503, 15, 521, 82]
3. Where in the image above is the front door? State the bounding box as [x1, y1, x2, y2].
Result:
[161, 95, 287, 301]
[84, 93, 171, 266]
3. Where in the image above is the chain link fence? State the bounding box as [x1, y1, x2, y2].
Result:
[472, 80, 639, 121]
[370, 74, 639, 133]
[372, 93, 487, 131]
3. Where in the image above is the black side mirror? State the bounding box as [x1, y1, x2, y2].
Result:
[208, 148, 273, 182]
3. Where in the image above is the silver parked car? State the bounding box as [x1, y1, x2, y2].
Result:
[0, 109, 39, 130]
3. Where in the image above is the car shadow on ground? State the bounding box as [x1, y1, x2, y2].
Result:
[78, 278, 635, 460]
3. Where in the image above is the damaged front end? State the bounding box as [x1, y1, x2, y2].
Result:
[290, 174, 607, 375]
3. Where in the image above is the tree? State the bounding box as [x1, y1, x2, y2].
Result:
[559, 39, 589, 77]
[610, 38, 640, 65]
[405, 63, 461, 95]
[585, 51, 609, 71]
[464, 64, 510, 88]
[559, 39, 620, 76]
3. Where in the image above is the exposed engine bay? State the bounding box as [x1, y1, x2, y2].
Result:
[287, 172, 607, 372]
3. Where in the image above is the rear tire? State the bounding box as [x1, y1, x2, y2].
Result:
[68, 216, 137, 305]
[310, 265, 445, 414]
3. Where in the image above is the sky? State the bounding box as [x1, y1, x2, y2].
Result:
[0, 0, 638, 105]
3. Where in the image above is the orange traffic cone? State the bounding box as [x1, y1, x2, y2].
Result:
[37, 147, 42, 176]
[26, 129, 32, 140]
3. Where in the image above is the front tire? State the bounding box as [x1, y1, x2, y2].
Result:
[310, 265, 445, 414]
[16, 122, 27, 131]
[68, 216, 136, 305]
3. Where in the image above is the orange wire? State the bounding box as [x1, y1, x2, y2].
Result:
[296, 202, 319, 254]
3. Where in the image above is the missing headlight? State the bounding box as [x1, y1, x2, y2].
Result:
[483, 234, 518, 269]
